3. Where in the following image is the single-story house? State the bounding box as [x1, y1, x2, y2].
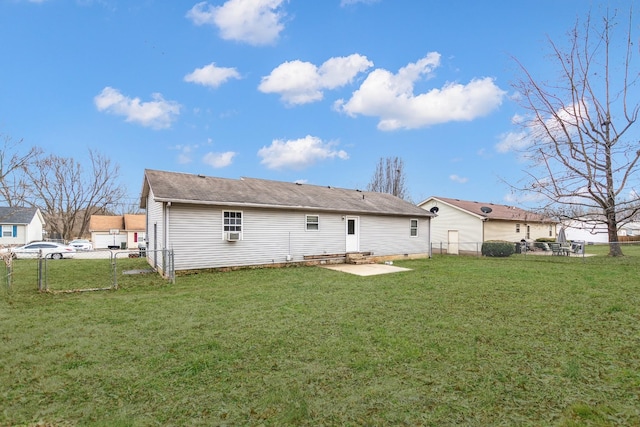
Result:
[89, 214, 146, 249]
[0, 206, 45, 246]
[562, 215, 640, 244]
[140, 169, 434, 272]
[417, 196, 557, 254]
[619, 221, 640, 238]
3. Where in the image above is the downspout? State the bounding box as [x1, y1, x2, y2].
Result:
[164, 201, 171, 250]
[481, 218, 487, 244]
[428, 217, 432, 258]
[163, 201, 171, 275]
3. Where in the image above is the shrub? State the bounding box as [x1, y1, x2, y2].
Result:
[482, 240, 515, 257]
[535, 237, 556, 243]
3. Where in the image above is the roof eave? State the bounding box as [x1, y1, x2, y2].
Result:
[153, 197, 433, 218]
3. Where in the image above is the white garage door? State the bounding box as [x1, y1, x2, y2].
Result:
[93, 233, 127, 249]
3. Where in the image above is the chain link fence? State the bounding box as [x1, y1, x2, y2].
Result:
[431, 240, 640, 258]
[2, 248, 174, 294]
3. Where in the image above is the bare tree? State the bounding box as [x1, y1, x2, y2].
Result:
[367, 156, 410, 200]
[24, 150, 127, 240]
[0, 134, 42, 206]
[510, 7, 639, 256]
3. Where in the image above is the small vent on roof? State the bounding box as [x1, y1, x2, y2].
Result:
[197, 174, 206, 178]
[430, 206, 439, 213]
[480, 206, 493, 214]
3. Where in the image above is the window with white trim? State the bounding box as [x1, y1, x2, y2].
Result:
[0, 225, 16, 238]
[306, 215, 319, 231]
[516, 223, 520, 233]
[223, 211, 242, 232]
[410, 219, 418, 237]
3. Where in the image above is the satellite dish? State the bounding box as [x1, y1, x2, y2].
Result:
[430, 206, 439, 213]
[480, 206, 493, 214]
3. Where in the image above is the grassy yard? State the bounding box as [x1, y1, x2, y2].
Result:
[1, 251, 639, 426]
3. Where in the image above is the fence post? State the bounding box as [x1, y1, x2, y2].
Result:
[170, 250, 175, 284]
[112, 256, 118, 289]
[37, 251, 43, 291]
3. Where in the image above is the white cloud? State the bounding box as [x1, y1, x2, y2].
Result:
[184, 63, 241, 88]
[496, 106, 581, 154]
[257, 135, 349, 170]
[258, 54, 373, 105]
[335, 52, 506, 130]
[449, 174, 468, 184]
[203, 151, 236, 168]
[94, 87, 181, 129]
[495, 130, 529, 153]
[186, 0, 287, 46]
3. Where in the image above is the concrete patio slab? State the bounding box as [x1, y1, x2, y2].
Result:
[321, 263, 411, 276]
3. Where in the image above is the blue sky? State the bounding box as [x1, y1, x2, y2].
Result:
[0, 0, 623, 208]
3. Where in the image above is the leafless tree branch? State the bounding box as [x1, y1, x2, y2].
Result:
[509, 7, 639, 256]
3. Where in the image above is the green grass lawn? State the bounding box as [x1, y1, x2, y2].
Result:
[2, 251, 639, 426]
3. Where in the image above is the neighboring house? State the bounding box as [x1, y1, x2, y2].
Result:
[561, 216, 609, 244]
[140, 169, 434, 272]
[417, 196, 557, 254]
[0, 207, 45, 247]
[89, 214, 146, 249]
[619, 221, 640, 238]
[124, 214, 147, 249]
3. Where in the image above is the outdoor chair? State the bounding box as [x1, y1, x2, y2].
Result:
[550, 243, 563, 256]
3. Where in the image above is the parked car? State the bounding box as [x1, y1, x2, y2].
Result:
[10, 241, 76, 259]
[69, 239, 93, 251]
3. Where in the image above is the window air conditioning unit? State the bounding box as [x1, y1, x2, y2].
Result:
[226, 232, 241, 241]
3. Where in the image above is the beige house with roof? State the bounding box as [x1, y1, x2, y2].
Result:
[89, 214, 146, 249]
[418, 196, 557, 254]
[140, 169, 434, 272]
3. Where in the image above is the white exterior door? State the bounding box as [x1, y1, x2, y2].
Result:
[448, 230, 459, 255]
[345, 216, 359, 252]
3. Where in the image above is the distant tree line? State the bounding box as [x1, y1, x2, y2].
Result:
[0, 134, 132, 241]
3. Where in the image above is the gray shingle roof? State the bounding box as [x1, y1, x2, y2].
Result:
[0, 207, 39, 224]
[141, 169, 432, 218]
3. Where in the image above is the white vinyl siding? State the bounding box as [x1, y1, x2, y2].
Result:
[359, 216, 429, 256]
[166, 206, 344, 270]
[144, 188, 166, 272]
[425, 202, 484, 249]
[161, 205, 430, 271]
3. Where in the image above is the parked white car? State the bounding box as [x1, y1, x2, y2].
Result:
[10, 242, 76, 259]
[69, 239, 93, 251]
